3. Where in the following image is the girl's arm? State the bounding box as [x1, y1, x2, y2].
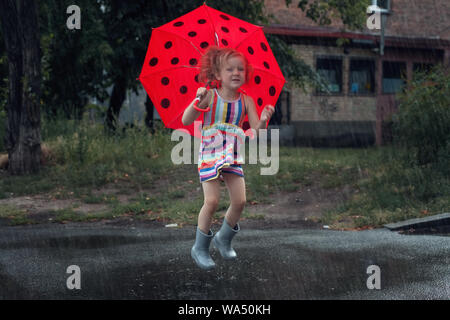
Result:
[182, 88, 212, 126]
[245, 95, 275, 136]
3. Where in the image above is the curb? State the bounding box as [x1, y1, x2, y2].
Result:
[384, 212, 450, 231]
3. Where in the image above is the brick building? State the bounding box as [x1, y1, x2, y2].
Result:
[264, 0, 450, 146]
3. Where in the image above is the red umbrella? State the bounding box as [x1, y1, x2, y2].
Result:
[138, 4, 285, 137]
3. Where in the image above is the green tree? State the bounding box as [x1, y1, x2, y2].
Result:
[292, 0, 371, 31]
[392, 64, 450, 170]
[39, 0, 113, 120]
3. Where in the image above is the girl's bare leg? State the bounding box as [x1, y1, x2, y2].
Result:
[222, 173, 246, 228]
[198, 178, 221, 233]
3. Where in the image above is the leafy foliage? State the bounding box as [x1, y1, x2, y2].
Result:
[287, 0, 371, 30]
[392, 64, 450, 172]
[39, 0, 113, 119]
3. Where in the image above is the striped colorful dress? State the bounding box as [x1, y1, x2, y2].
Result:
[198, 89, 247, 183]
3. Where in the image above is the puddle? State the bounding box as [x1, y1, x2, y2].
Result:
[0, 235, 149, 250]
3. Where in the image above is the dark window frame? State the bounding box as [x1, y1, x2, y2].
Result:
[314, 55, 344, 96]
[382, 60, 407, 94]
[348, 57, 377, 96]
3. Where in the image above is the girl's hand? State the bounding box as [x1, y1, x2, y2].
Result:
[195, 87, 209, 109]
[260, 105, 275, 122]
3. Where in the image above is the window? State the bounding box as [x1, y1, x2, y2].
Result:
[349, 59, 375, 94]
[316, 57, 342, 94]
[382, 61, 406, 94]
[269, 91, 290, 125]
[372, 0, 390, 11]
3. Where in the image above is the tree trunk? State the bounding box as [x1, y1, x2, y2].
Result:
[105, 76, 127, 132]
[144, 96, 155, 133]
[0, 0, 42, 175]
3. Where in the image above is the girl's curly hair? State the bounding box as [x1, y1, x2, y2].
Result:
[198, 46, 253, 88]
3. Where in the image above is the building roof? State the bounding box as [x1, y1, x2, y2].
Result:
[264, 0, 450, 48]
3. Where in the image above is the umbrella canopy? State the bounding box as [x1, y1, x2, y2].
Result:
[138, 4, 285, 137]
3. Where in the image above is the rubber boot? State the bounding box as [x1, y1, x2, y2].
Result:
[191, 227, 215, 270]
[213, 218, 240, 260]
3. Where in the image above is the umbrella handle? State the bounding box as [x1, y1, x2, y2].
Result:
[193, 97, 210, 112]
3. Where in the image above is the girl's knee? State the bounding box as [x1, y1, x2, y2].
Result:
[203, 198, 219, 211]
[232, 198, 246, 210]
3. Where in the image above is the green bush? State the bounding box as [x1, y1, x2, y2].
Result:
[392, 64, 450, 170]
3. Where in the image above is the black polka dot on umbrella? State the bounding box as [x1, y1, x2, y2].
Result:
[198, 19, 206, 24]
[221, 39, 228, 46]
[189, 58, 198, 66]
[161, 99, 170, 108]
[188, 31, 197, 37]
[149, 57, 158, 66]
[269, 86, 276, 96]
[171, 57, 179, 65]
[161, 77, 170, 86]
[257, 98, 263, 106]
[239, 27, 248, 33]
[194, 74, 199, 83]
[220, 14, 230, 20]
[254, 75, 261, 84]
[261, 42, 268, 52]
[221, 26, 229, 33]
[173, 21, 184, 27]
[263, 62, 270, 69]
[200, 42, 209, 49]
[248, 47, 254, 55]
[164, 41, 172, 49]
[180, 86, 188, 94]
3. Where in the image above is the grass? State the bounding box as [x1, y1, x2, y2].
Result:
[0, 205, 32, 225]
[0, 116, 448, 229]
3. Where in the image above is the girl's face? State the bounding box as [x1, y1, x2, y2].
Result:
[217, 56, 246, 90]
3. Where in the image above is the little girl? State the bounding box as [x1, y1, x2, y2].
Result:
[182, 46, 274, 270]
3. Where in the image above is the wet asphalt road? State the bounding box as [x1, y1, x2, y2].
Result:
[0, 221, 449, 300]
